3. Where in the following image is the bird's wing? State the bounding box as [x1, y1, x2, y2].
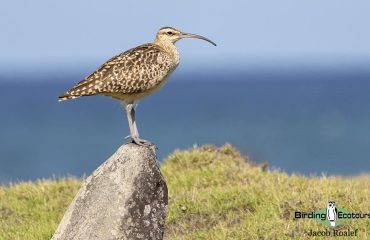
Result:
[60, 43, 173, 99]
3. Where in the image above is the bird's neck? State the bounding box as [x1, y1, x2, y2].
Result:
[154, 40, 180, 65]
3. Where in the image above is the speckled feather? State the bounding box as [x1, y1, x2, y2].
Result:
[59, 43, 178, 103]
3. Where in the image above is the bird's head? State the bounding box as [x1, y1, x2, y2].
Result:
[155, 27, 216, 46]
[327, 201, 336, 209]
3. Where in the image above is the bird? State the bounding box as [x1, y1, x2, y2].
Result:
[326, 201, 338, 227]
[59, 26, 216, 146]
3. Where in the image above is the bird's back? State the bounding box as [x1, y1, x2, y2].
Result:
[59, 43, 179, 102]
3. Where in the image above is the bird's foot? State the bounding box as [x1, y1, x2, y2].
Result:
[130, 136, 153, 147]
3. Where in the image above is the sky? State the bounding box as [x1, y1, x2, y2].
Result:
[0, 0, 369, 74]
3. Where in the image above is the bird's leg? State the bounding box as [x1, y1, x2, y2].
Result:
[129, 105, 141, 139]
[125, 103, 136, 139]
[125, 103, 152, 146]
[131, 104, 140, 138]
[131, 105, 153, 146]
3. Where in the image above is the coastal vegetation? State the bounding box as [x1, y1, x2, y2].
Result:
[1, 144, 369, 239]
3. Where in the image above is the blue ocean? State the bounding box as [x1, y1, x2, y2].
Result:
[1, 67, 369, 184]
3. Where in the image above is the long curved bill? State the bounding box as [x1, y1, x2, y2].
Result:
[180, 32, 217, 46]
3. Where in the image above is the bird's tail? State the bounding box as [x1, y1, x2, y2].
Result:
[330, 221, 336, 227]
[58, 94, 80, 102]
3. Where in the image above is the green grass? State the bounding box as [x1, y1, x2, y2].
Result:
[1, 144, 369, 239]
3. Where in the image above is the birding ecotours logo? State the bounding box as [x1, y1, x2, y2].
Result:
[294, 201, 370, 228]
[295, 201, 349, 228]
[294, 201, 370, 237]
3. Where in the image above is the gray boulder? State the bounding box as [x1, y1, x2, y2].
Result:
[52, 143, 168, 240]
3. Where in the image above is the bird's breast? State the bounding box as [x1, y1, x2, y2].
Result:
[112, 64, 178, 104]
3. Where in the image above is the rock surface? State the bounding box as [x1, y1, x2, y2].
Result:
[52, 143, 168, 240]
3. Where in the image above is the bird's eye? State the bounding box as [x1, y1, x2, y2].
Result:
[167, 31, 173, 35]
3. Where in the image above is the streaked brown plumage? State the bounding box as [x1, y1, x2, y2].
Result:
[59, 43, 177, 103]
[59, 26, 216, 146]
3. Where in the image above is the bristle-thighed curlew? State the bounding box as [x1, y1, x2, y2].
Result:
[59, 27, 216, 146]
